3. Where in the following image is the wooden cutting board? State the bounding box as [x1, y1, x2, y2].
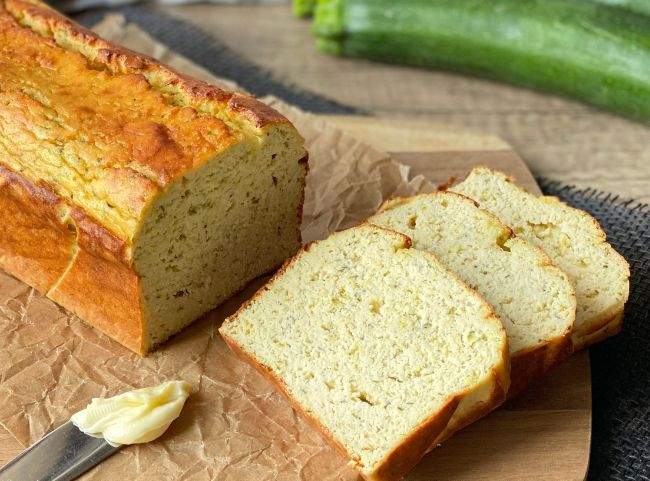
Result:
[0, 116, 591, 481]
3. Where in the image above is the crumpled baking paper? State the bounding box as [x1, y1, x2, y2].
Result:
[0, 16, 434, 480]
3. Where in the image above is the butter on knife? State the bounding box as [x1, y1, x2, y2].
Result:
[0, 381, 191, 481]
[71, 380, 191, 447]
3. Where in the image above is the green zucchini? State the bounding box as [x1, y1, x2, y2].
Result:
[314, 0, 650, 123]
[293, 0, 316, 17]
[593, 0, 650, 16]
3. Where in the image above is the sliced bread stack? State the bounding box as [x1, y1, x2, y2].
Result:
[451, 166, 630, 350]
[369, 191, 576, 404]
[220, 224, 509, 481]
[220, 167, 629, 481]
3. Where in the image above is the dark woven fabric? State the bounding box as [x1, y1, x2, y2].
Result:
[74, 6, 359, 115]
[71, 8, 649, 478]
[538, 180, 650, 481]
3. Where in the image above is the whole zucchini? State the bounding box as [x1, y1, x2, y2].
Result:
[314, 0, 650, 123]
[293, 0, 316, 17]
[593, 0, 650, 16]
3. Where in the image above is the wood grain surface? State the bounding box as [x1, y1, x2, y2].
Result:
[158, 3, 650, 204]
[0, 117, 591, 481]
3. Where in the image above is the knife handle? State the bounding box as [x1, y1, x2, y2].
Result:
[0, 421, 120, 481]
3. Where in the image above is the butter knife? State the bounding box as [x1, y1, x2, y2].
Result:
[0, 421, 120, 481]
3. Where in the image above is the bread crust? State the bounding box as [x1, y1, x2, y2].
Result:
[574, 309, 624, 350]
[508, 330, 573, 398]
[0, 161, 145, 351]
[48, 248, 145, 353]
[0, 165, 75, 293]
[220, 224, 509, 481]
[356, 399, 460, 481]
[0, 0, 307, 354]
[4, 0, 290, 130]
[428, 368, 509, 449]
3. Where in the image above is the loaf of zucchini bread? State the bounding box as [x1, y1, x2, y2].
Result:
[0, 0, 307, 354]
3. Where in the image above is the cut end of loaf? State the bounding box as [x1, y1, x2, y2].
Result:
[220, 224, 508, 480]
[135, 123, 306, 352]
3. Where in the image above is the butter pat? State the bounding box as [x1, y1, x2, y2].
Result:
[71, 380, 190, 447]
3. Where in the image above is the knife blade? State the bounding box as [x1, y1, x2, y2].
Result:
[0, 420, 120, 481]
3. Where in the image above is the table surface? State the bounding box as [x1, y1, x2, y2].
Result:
[154, 3, 650, 203]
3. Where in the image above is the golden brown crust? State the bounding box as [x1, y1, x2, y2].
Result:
[70, 209, 132, 266]
[429, 369, 509, 449]
[0, 0, 227, 245]
[508, 330, 574, 398]
[363, 398, 459, 481]
[436, 176, 457, 192]
[0, 162, 145, 352]
[0, 162, 144, 352]
[48, 248, 145, 354]
[0, 165, 75, 293]
[227, 93, 293, 128]
[4, 0, 290, 129]
[0, 0, 303, 247]
[574, 309, 624, 350]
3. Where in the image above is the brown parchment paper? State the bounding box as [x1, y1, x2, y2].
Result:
[0, 16, 433, 480]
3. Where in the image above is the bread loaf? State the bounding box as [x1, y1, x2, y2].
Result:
[369, 191, 575, 405]
[220, 224, 509, 481]
[0, 0, 307, 354]
[451, 166, 629, 350]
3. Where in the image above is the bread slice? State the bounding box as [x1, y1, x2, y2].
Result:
[451, 166, 630, 350]
[369, 192, 575, 401]
[220, 224, 509, 481]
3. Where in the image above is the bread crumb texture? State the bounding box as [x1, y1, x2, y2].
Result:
[452, 166, 629, 348]
[220, 225, 507, 475]
[0, 0, 306, 352]
[370, 192, 575, 355]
